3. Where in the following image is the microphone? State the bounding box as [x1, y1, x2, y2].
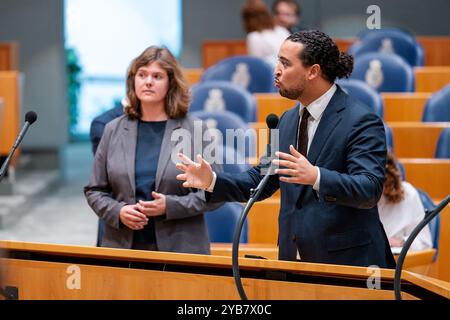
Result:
[261, 113, 280, 172]
[266, 113, 279, 154]
[0, 111, 38, 182]
[232, 113, 279, 300]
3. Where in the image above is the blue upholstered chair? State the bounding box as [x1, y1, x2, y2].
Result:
[396, 160, 406, 181]
[416, 188, 440, 260]
[190, 81, 257, 122]
[435, 128, 450, 158]
[219, 146, 251, 174]
[351, 52, 415, 92]
[338, 78, 384, 118]
[201, 56, 276, 93]
[384, 122, 394, 152]
[191, 110, 257, 158]
[422, 84, 450, 122]
[357, 27, 416, 42]
[349, 31, 424, 66]
[205, 202, 247, 243]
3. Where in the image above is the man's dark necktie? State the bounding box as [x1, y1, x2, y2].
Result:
[297, 108, 310, 157]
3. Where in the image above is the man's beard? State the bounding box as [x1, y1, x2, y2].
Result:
[279, 86, 303, 100]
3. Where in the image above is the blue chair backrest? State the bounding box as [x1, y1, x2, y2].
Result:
[190, 81, 257, 122]
[357, 27, 416, 42]
[220, 146, 251, 174]
[191, 110, 257, 158]
[351, 52, 415, 92]
[416, 188, 440, 257]
[422, 84, 450, 122]
[201, 56, 276, 93]
[396, 160, 406, 181]
[384, 122, 394, 152]
[338, 79, 384, 118]
[435, 127, 450, 158]
[205, 202, 247, 243]
[349, 32, 424, 66]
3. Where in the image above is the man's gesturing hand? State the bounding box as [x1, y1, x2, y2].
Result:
[272, 145, 318, 186]
[176, 153, 213, 190]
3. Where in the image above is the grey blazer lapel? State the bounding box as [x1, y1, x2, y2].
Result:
[122, 117, 138, 196]
[155, 118, 182, 191]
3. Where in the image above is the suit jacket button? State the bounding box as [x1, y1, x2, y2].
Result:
[325, 196, 337, 202]
[292, 235, 297, 242]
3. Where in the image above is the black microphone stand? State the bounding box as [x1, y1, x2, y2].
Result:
[232, 123, 278, 300]
[0, 112, 36, 300]
[394, 194, 450, 300]
[232, 163, 275, 300]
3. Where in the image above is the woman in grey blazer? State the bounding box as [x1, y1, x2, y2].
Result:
[84, 46, 222, 254]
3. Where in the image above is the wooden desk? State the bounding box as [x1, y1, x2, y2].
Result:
[211, 243, 278, 260]
[415, 66, 450, 92]
[389, 122, 450, 158]
[256, 93, 435, 123]
[0, 71, 21, 158]
[213, 244, 437, 276]
[400, 159, 450, 199]
[255, 93, 296, 123]
[382, 92, 431, 122]
[0, 42, 19, 71]
[417, 37, 450, 66]
[183, 68, 203, 86]
[251, 120, 450, 159]
[1, 241, 449, 300]
[436, 205, 450, 282]
[202, 40, 247, 69]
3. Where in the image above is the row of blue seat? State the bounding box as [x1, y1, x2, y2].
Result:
[199, 52, 421, 93]
[349, 27, 424, 67]
[191, 79, 450, 123]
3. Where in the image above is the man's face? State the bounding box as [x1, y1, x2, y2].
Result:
[274, 2, 299, 29]
[274, 40, 309, 100]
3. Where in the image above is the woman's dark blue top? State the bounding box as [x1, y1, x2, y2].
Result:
[133, 119, 167, 247]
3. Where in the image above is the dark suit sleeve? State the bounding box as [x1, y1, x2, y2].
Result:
[90, 119, 106, 155]
[207, 111, 287, 204]
[209, 164, 280, 203]
[165, 161, 224, 220]
[164, 121, 225, 220]
[318, 113, 386, 209]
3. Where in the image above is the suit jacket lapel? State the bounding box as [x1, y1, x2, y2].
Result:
[296, 87, 346, 200]
[307, 87, 346, 165]
[122, 117, 138, 196]
[155, 118, 182, 191]
[281, 104, 302, 194]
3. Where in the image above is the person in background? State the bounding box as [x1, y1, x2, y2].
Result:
[378, 151, 432, 251]
[241, 0, 290, 68]
[89, 100, 124, 246]
[90, 101, 124, 155]
[271, 0, 303, 34]
[84, 46, 222, 253]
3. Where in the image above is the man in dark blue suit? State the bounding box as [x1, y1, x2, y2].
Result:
[89, 101, 124, 246]
[177, 30, 395, 268]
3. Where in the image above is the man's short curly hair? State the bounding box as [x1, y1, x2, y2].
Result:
[287, 30, 354, 82]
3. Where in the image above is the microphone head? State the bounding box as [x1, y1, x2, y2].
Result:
[25, 111, 37, 125]
[266, 113, 279, 129]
